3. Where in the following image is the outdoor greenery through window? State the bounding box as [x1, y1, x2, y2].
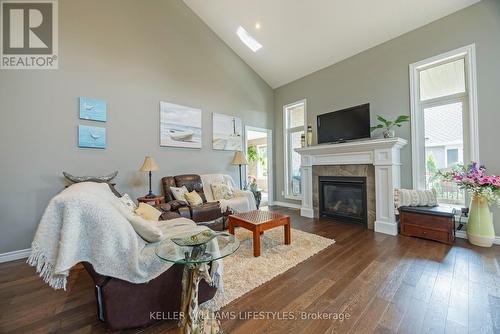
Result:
[419, 58, 468, 206]
[284, 100, 306, 199]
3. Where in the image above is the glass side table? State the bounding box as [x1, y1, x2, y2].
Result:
[155, 232, 239, 334]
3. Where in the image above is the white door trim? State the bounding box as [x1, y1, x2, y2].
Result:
[283, 99, 307, 200]
[244, 126, 274, 205]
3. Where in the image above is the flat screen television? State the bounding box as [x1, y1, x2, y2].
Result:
[317, 103, 370, 144]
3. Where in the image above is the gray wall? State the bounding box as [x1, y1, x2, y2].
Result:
[273, 0, 500, 231]
[0, 0, 273, 253]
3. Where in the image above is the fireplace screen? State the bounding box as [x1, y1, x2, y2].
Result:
[319, 176, 367, 225]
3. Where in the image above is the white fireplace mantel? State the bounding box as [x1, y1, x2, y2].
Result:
[295, 137, 407, 236]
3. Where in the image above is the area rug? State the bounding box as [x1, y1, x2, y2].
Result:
[203, 228, 335, 311]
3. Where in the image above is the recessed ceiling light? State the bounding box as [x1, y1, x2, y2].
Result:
[255, 22, 261, 30]
[237, 26, 262, 52]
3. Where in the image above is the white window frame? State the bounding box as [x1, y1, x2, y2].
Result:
[283, 99, 307, 200]
[409, 44, 479, 191]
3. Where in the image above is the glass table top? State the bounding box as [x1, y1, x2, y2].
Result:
[155, 231, 240, 264]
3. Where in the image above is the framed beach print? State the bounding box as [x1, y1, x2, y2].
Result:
[79, 97, 107, 122]
[212, 113, 243, 151]
[160, 101, 202, 148]
[78, 125, 106, 149]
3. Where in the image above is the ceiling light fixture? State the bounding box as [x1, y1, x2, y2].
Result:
[255, 22, 261, 30]
[237, 26, 262, 52]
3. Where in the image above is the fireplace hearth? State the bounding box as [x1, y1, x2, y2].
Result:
[319, 176, 367, 226]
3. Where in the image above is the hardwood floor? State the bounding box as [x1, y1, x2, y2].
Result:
[1, 206, 500, 333]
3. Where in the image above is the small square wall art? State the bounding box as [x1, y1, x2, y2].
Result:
[79, 97, 107, 122]
[78, 125, 106, 149]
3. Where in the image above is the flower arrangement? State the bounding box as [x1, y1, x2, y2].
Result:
[245, 175, 258, 191]
[439, 162, 500, 203]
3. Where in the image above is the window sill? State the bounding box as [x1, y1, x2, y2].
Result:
[284, 195, 302, 201]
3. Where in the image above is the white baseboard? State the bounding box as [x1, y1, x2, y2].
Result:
[300, 208, 314, 218]
[270, 201, 302, 209]
[0, 248, 31, 263]
[455, 231, 500, 245]
[374, 220, 398, 236]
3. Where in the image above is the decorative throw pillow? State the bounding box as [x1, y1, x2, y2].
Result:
[128, 214, 163, 242]
[134, 202, 162, 221]
[119, 194, 137, 212]
[211, 182, 234, 200]
[171, 186, 189, 201]
[184, 191, 203, 207]
[394, 188, 438, 208]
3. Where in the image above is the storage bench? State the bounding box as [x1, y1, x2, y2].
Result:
[399, 206, 455, 245]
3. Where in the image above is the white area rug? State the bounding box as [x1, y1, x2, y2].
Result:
[203, 227, 335, 310]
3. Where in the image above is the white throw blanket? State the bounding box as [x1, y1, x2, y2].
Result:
[28, 182, 222, 290]
[200, 174, 257, 213]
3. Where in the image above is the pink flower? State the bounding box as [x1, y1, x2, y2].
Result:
[479, 176, 491, 185]
[492, 176, 500, 187]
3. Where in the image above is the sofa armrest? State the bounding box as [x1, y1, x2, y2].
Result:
[231, 189, 257, 210]
[168, 200, 188, 211]
[190, 202, 222, 222]
[178, 206, 191, 219]
[155, 203, 171, 212]
[233, 189, 252, 197]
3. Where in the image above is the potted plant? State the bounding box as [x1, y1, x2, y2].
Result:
[370, 115, 410, 138]
[439, 162, 500, 247]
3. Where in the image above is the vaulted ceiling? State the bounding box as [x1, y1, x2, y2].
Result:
[184, 0, 481, 88]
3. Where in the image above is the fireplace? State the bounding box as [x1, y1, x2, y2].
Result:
[319, 176, 367, 226]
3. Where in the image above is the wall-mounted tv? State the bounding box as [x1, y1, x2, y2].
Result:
[317, 103, 371, 144]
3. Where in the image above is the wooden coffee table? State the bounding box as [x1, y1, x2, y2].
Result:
[228, 210, 291, 257]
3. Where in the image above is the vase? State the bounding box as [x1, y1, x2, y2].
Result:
[383, 129, 395, 138]
[467, 195, 495, 247]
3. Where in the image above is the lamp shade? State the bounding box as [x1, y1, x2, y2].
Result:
[231, 151, 248, 165]
[139, 156, 159, 172]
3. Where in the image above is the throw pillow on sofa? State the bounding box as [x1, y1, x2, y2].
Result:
[135, 202, 162, 221]
[119, 193, 137, 212]
[128, 213, 163, 243]
[184, 191, 203, 207]
[211, 182, 234, 200]
[171, 186, 189, 201]
[394, 188, 438, 208]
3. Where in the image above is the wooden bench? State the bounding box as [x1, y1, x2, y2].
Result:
[399, 206, 455, 245]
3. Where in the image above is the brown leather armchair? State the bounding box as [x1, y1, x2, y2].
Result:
[161, 174, 227, 230]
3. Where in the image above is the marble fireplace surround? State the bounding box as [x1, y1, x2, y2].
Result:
[296, 138, 407, 236]
[313, 165, 375, 229]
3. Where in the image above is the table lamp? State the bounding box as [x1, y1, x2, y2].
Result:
[139, 156, 160, 198]
[231, 151, 248, 189]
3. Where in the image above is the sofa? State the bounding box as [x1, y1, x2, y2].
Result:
[78, 183, 218, 330]
[161, 174, 257, 229]
[84, 262, 216, 330]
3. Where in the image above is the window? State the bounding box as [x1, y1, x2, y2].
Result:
[446, 148, 459, 167]
[283, 100, 306, 199]
[410, 45, 479, 207]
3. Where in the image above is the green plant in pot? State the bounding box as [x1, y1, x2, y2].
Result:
[370, 115, 410, 138]
[439, 162, 500, 247]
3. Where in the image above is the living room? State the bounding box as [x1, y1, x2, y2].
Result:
[1, 0, 500, 333]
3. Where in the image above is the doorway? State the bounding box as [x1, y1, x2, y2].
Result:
[245, 126, 273, 208]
